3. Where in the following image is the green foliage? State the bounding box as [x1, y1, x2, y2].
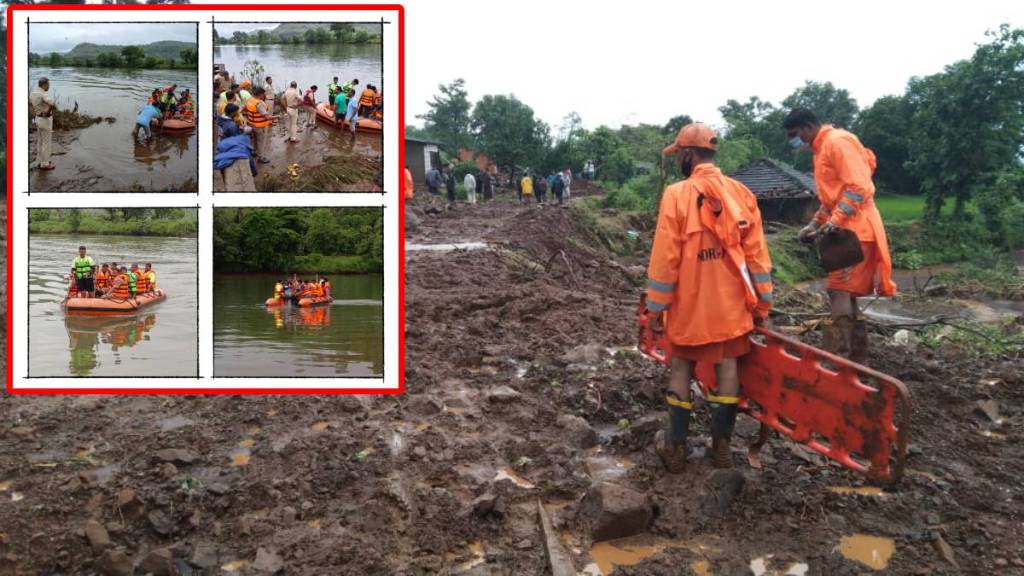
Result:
[215, 23, 380, 46]
[214, 208, 383, 273]
[120, 45, 145, 68]
[179, 48, 197, 65]
[875, 195, 927, 222]
[472, 94, 549, 174]
[892, 249, 924, 270]
[29, 208, 196, 237]
[1002, 202, 1024, 250]
[452, 160, 480, 182]
[240, 60, 266, 90]
[853, 95, 920, 194]
[781, 80, 859, 129]
[766, 231, 823, 285]
[418, 79, 472, 153]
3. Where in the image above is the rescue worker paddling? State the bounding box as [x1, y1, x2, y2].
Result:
[644, 123, 774, 471]
[783, 108, 896, 363]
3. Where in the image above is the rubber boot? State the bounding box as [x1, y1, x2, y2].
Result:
[655, 393, 691, 473]
[822, 315, 853, 359]
[708, 397, 739, 469]
[850, 315, 869, 365]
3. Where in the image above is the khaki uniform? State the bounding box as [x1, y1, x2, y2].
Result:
[29, 87, 55, 167]
[283, 88, 301, 140]
[253, 100, 271, 159]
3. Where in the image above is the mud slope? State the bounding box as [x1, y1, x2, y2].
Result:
[2, 196, 1022, 575]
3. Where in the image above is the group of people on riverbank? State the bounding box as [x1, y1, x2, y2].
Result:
[133, 83, 195, 143]
[271, 276, 333, 304]
[417, 165, 574, 206]
[67, 246, 158, 301]
[212, 68, 384, 190]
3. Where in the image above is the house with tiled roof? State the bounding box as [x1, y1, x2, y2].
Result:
[730, 158, 818, 224]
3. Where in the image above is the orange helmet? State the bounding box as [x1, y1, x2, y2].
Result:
[240, 80, 252, 89]
[663, 122, 718, 156]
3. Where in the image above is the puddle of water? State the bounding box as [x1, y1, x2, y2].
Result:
[494, 467, 534, 489]
[406, 241, 488, 253]
[589, 537, 674, 575]
[238, 439, 257, 448]
[221, 559, 251, 571]
[230, 449, 251, 467]
[691, 560, 712, 575]
[0, 480, 11, 492]
[586, 454, 635, 483]
[311, 421, 329, 432]
[750, 555, 809, 576]
[837, 534, 895, 570]
[828, 486, 887, 497]
[158, 415, 195, 432]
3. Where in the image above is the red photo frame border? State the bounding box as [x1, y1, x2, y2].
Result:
[5, 3, 406, 395]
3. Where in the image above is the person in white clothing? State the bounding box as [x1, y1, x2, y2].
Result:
[563, 168, 573, 201]
[464, 172, 477, 204]
[29, 77, 56, 170]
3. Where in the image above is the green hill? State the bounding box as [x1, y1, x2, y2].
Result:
[64, 40, 197, 61]
[269, 22, 381, 39]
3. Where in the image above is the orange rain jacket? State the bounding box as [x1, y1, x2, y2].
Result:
[645, 163, 774, 346]
[810, 125, 896, 296]
[404, 168, 415, 199]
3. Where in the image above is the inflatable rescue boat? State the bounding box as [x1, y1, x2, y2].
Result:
[64, 289, 167, 315]
[314, 103, 383, 134]
[151, 117, 195, 134]
[265, 295, 333, 308]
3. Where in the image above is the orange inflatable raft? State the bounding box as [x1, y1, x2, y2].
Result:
[64, 289, 167, 315]
[151, 117, 195, 134]
[265, 295, 333, 307]
[314, 103, 382, 134]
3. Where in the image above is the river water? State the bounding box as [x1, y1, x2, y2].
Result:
[27, 67, 198, 192]
[212, 44, 382, 190]
[213, 273, 383, 377]
[28, 234, 198, 377]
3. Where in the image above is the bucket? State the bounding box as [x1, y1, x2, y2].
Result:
[816, 228, 864, 272]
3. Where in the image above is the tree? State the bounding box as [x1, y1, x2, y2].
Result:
[471, 94, 547, 175]
[781, 80, 859, 129]
[718, 96, 790, 164]
[179, 48, 196, 65]
[418, 79, 472, 153]
[212, 28, 221, 45]
[663, 114, 693, 136]
[853, 95, 919, 194]
[906, 25, 1024, 219]
[121, 45, 145, 68]
[144, 56, 159, 69]
[47, 52, 63, 67]
[330, 23, 354, 43]
[255, 29, 271, 45]
[67, 209, 82, 233]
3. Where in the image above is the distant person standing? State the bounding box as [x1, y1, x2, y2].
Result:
[302, 85, 318, 129]
[482, 172, 495, 201]
[404, 165, 415, 199]
[445, 168, 457, 203]
[534, 172, 548, 203]
[551, 171, 565, 205]
[426, 165, 441, 196]
[464, 171, 477, 204]
[344, 88, 360, 135]
[72, 246, 96, 299]
[283, 81, 301, 143]
[29, 77, 56, 170]
[238, 80, 253, 106]
[264, 76, 276, 114]
[563, 168, 573, 200]
[327, 76, 340, 105]
[520, 173, 534, 204]
[475, 170, 484, 201]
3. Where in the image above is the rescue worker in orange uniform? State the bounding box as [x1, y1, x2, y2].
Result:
[404, 166, 415, 199]
[783, 109, 896, 363]
[644, 123, 774, 471]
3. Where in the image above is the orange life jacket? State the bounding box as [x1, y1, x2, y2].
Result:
[68, 273, 78, 297]
[359, 89, 375, 107]
[373, 92, 382, 107]
[112, 274, 130, 299]
[244, 98, 271, 128]
[135, 273, 149, 293]
[94, 272, 109, 289]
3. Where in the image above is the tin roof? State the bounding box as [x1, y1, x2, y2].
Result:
[731, 158, 816, 199]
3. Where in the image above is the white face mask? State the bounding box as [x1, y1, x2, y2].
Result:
[788, 136, 804, 149]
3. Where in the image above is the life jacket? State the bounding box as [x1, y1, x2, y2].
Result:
[160, 91, 175, 106]
[327, 82, 339, 96]
[73, 256, 93, 279]
[95, 272, 110, 289]
[373, 92, 383, 107]
[127, 272, 138, 294]
[274, 282, 283, 296]
[68, 273, 78, 297]
[146, 270, 157, 290]
[303, 90, 316, 106]
[113, 274, 130, 299]
[314, 284, 324, 297]
[359, 89, 375, 107]
[135, 273, 149, 293]
[244, 98, 271, 128]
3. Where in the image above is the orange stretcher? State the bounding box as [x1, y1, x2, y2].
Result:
[638, 295, 911, 483]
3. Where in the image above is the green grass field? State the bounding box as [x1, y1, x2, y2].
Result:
[875, 194, 926, 222]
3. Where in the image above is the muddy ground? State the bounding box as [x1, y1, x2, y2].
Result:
[212, 114, 382, 193]
[2, 190, 1023, 575]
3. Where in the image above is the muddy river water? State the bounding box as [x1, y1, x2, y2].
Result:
[213, 273, 383, 377]
[28, 234, 198, 377]
[28, 67, 198, 192]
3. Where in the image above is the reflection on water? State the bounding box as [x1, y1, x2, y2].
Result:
[29, 234, 198, 377]
[28, 67, 197, 192]
[65, 314, 158, 376]
[214, 273, 383, 377]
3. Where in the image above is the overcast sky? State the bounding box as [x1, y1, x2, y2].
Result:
[407, 0, 1024, 133]
[30, 23, 196, 54]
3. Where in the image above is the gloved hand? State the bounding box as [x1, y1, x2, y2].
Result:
[647, 310, 665, 334]
[797, 223, 819, 244]
[819, 221, 838, 235]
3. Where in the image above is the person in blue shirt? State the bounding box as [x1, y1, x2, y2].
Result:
[132, 102, 163, 143]
[344, 88, 360, 135]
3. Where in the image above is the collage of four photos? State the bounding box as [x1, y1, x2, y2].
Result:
[25, 20, 386, 379]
